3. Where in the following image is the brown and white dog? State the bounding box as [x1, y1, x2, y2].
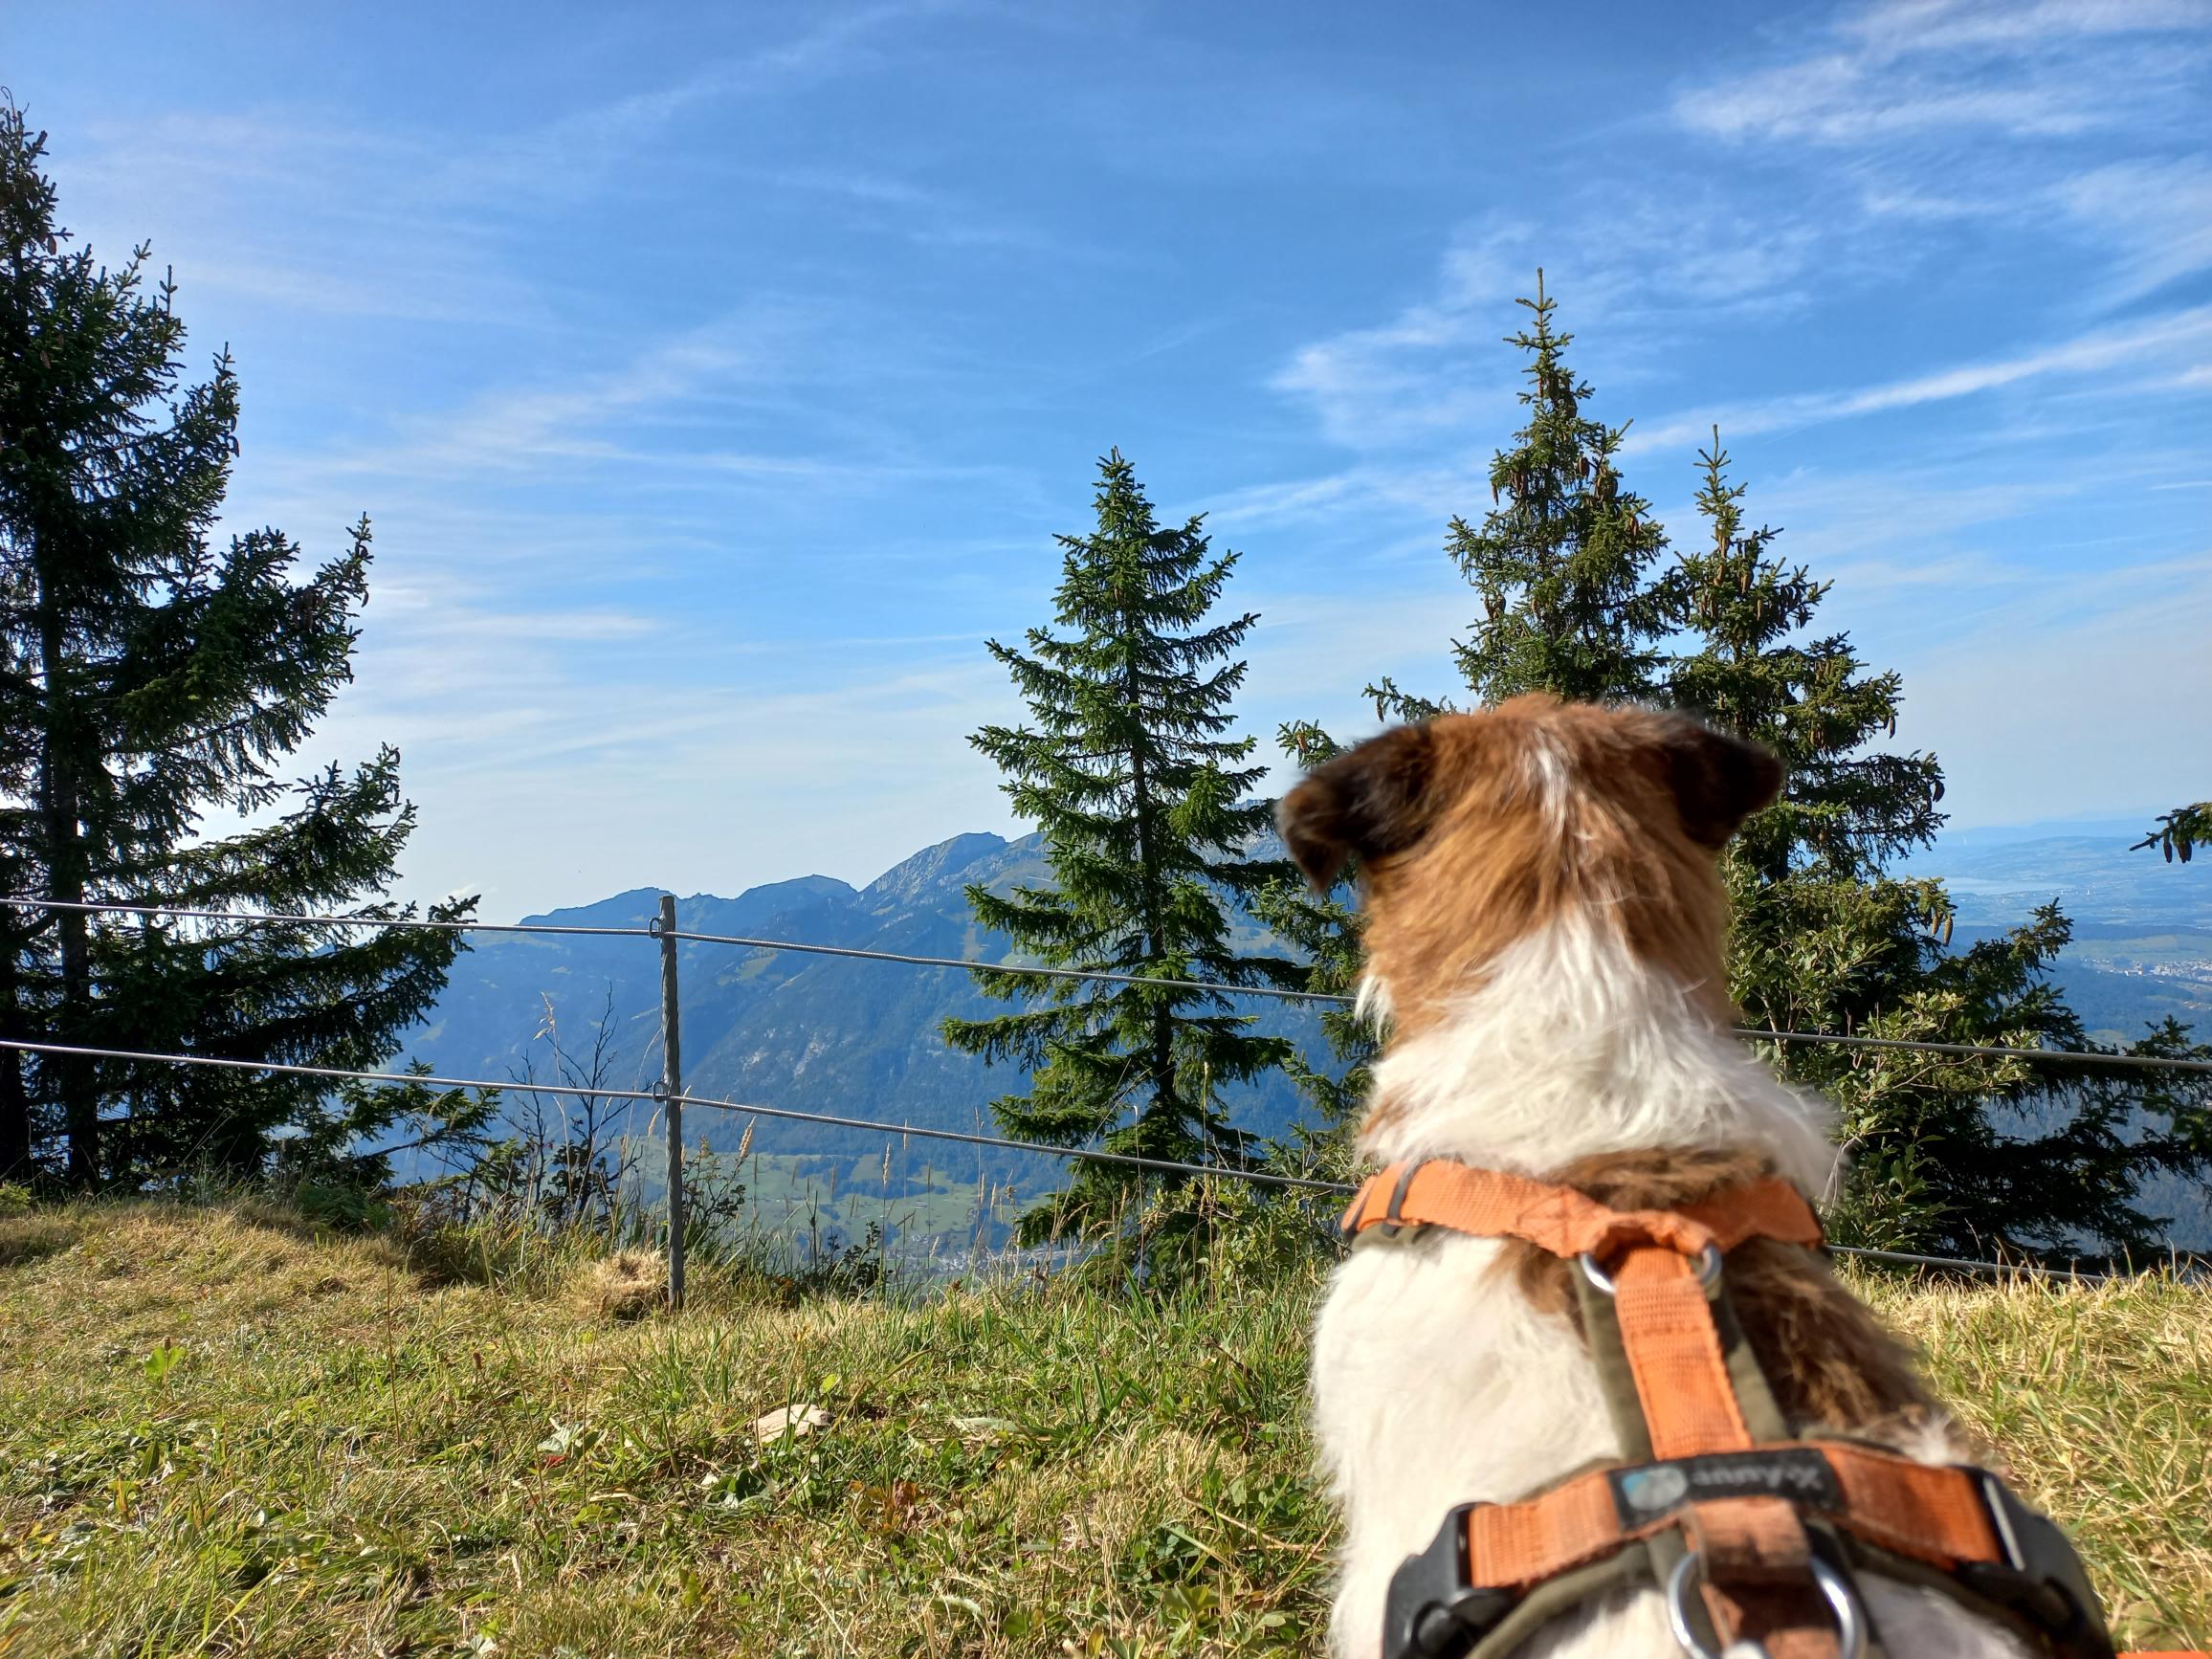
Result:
[1280, 696, 2028, 1659]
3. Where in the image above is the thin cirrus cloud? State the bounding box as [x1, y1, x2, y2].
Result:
[1623, 306, 2212, 454]
[19, 0, 2209, 908]
[1673, 0, 2209, 144]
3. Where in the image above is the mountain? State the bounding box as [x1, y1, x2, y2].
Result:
[1896, 822, 2212, 1251]
[402, 818, 2210, 1250]
[404, 832, 1329, 1230]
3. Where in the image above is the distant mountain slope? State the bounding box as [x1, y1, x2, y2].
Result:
[406, 832, 1326, 1195]
[404, 817, 2210, 1249]
[1896, 820, 2212, 1049]
[1899, 823, 2212, 1250]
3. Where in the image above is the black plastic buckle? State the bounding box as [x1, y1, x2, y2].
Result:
[1356, 1161, 1428, 1245]
[1953, 1468, 2116, 1659]
[1382, 1502, 1515, 1659]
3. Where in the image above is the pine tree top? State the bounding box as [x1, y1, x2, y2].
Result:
[1668, 430, 1943, 881]
[946, 452, 1298, 1201]
[1441, 271, 1671, 709]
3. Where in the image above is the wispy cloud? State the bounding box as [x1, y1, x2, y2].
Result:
[2050, 157, 2212, 301]
[1625, 306, 2212, 453]
[53, 4, 959, 327]
[1675, 0, 2210, 144]
[421, 3, 953, 209]
[1270, 203, 1840, 455]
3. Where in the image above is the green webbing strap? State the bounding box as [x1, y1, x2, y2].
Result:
[1464, 1549, 1650, 1659]
[1572, 1263, 1655, 1463]
[1709, 1267, 1795, 1445]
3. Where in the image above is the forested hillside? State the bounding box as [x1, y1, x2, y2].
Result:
[405, 832, 1327, 1217]
[405, 818, 2212, 1251]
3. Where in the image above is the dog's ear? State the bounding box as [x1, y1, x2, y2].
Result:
[1277, 723, 1439, 891]
[1658, 716, 1782, 850]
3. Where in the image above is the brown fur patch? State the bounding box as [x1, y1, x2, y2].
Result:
[1508, 1147, 1939, 1437]
[1341, 697, 1776, 1039]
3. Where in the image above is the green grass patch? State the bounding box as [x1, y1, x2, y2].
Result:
[1, 1200, 2204, 1656]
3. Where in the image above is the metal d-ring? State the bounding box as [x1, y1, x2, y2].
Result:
[1664, 1550, 1868, 1659]
[1577, 1241, 1724, 1296]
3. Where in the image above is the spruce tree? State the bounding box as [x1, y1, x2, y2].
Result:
[1249, 722, 1376, 1144]
[1280, 273, 1675, 1129]
[1668, 432, 2210, 1257]
[1370, 270, 1671, 726]
[944, 451, 1300, 1241]
[0, 103, 476, 1187]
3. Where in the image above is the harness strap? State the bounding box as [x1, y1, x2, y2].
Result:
[1614, 1247, 1756, 1458]
[1339, 1161, 1826, 1259]
[1354, 1158, 2154, 1659]
[1455, 1442, 2004, 1590]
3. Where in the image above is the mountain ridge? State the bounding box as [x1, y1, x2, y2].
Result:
[405, 822, 2211, 1249]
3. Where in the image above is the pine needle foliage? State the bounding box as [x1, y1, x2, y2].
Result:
[0, 103, 479, 1187]
[944, 452, 1300, 1243]
[1669, 434, 2211, 1259]
[1369, 269, 1670, 727]
[1293, 272, 1676, 1124]
[2135, 804, 2211, 864]
[1248, 722, 1375, 1141]
[1279, 280, 2209, 1261]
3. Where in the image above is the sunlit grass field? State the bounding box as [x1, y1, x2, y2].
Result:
[2, 1200, 2205, 1656]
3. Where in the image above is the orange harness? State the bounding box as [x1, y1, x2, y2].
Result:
[1338, 1161, 2177, 1659]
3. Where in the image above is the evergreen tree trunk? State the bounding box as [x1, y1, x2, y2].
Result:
[0, 943, 27, 1181]
[34, 591, 97, 1183]
[1121, 615, 1183, 1150]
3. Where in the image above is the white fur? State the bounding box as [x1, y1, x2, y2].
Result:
[1362, 920, 1837, 1199]
[1524, 733, 1571, 831]
[1355, 968, 1395, 1029]
[1312, 918, 2029, 1659]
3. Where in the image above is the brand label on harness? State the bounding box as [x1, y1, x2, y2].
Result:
[1606, 1449, 1842, 1527]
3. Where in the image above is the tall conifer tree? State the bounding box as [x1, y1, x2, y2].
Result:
[1278, 279, 2208, 1260]
[944, 452, 1299, 1239]
[0, 103, 476, 1186]
[1670, 433, 2211, 1255]
[1371, 271, 1670, 726]
[1279, 274, 1674, 1130]
[1249, 723, 1376, 1144]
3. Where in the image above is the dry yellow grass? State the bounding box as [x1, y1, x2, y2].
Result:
[0, 1200, 2204, 1657]
[568, 1250, 670, 1323]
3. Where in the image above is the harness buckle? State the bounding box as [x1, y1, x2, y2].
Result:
[1382, 1502, 1514, 1659]
[1354, 1161, 1433, 1247]
[1953, 1468, 2116, 1659]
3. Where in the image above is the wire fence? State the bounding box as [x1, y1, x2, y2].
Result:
[12, 896, 2212, 1074]
[0, 1033, 2146, 1284]
[5, 892, 2208, 1294]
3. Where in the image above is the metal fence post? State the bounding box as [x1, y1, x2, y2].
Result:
[658, 892, 686, 1311]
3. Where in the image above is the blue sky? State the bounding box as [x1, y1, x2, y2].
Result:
[9, 0, 2210, 915]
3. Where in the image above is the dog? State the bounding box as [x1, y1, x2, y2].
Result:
[1279, 696, 2037, 1659]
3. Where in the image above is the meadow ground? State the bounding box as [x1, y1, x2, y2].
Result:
[1, 1200, 2205, 1657]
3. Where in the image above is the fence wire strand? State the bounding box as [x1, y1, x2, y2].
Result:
[0, 1035, 2150, 1281]
[0, 1038, 1347, 1193]
[7, 896, 2211, 1075]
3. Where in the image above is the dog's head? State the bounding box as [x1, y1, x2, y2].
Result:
[1276, 696, 1780, 1032]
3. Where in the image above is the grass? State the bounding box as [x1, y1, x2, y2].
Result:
[1, 1200, 2206, 1657]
